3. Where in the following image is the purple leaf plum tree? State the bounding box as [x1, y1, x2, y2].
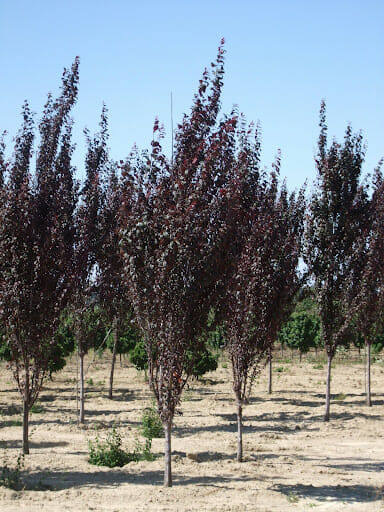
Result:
[0, 59, 79, 453]
[224, 154, 305, 461]
[119, 40, 244, 486]
[304, 101, 370, 421]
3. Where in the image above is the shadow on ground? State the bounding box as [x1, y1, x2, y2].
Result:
[274, 482, 381, 504]
[20, 465, 258, 491]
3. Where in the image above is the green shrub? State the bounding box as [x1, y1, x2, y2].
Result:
[88, 425, 157, 467]
[183, 389, 193, 401]
[287, 491, 299, 503]
[30, 403, 44, 414]
[185, 347, 218, 378]
[0, 453, 24, 490]
[133, 437, 155, 462]
[129, 340, 148, 372]
[141, 404, 163, 439]
[88, 427, 132, 467]
[1, 419, 22, 427]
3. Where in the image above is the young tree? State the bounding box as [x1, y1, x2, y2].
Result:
[72, 303, 107, 423]
[304, 101, 370, 421]
[72, 111, 106, 423]
[0, 59, 79, 453]
[224, 164, 305, 461]
[356, 167, 384, 405]
[96, 151, 132, 399]
[119, 41, 243, 486]
[105, 318, 140, 364]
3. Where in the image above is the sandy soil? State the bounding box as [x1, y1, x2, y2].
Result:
[0, 353, 383, 512]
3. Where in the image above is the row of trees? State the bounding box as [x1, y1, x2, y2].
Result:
[0, 41, 383, 486]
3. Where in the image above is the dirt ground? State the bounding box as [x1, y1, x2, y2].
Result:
[0, 352, 383, 512]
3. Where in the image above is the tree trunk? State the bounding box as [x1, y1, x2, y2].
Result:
[22, 398, 30, 455]
[236, 401, 243, 462]
[366, 339, 372, 407]
[164, 418, 172, 487]
[299, 351, 302, 363]
[79, 351, 85, 424]
[324, 353, 333, 421]
[267, 348, 272, 394]
[109, 318, 118, 399]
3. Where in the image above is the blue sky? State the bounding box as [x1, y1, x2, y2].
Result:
[1, 0, 383, 191]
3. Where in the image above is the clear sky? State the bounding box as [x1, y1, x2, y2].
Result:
[1, 0, 383, 191]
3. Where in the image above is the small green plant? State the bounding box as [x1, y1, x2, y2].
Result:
[30, 403, 43, 414]
[274, 366, 285, 373]
[0, 453, 24, 490]
[88, 426, 131, 467]
[335, 392, 346, 401]
[2, 419, 22, 427]
[287, 491, 299, 503]
[141, 403, 163, 439]
[88, 425, 157, 467]
[86, 377, 94, 386]
[133, 436, 155, 462]
[183, 389, 193, 401]
[313, 363, 324, 370]
[221, 362, 228, 369]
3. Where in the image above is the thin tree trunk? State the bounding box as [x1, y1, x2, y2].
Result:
[324, 353, 333, 421]
[164, 418, 172, 487]
[236, 401, 243, 462]
[366, 339, 372, 406]
[79, 351, 85, 424]
[22, 398, 30, 455]
[268, 347, 272, 394]
[299, 351, 302, 363]
[109, 318, 118, 399]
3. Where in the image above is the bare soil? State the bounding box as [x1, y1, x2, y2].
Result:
[1, 353, 383, 511]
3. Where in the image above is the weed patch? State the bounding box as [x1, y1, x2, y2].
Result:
[0, 453, 24, 490]
[286, 491, 299, 503]
[141, 403, 163, 439]
[88, 424, 157, 468]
